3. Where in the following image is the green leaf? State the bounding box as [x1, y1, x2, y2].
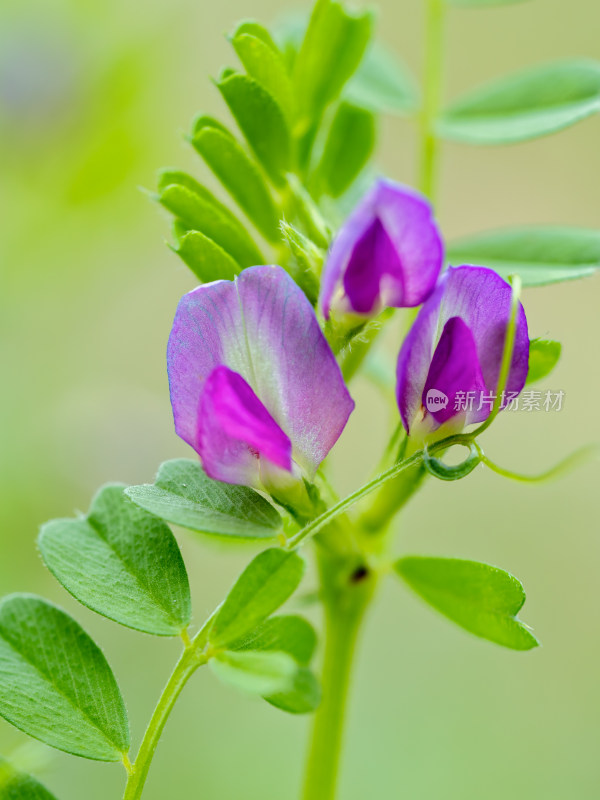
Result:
[394, 557, 539, 650]
[125, 459, 282, 540]
[0, 757, 58, 800]
[225, 615, 320, 713]
[265, 667, 321, 714]
[171, 230, 240, 282]
[0, 595, 129, 760]
[38, 485, 191, 636]
[229, 614, 317, 666]
[233, 21, 281, 52]
[190, 117, 281, 242]
[158, 178, 263, 267]
[313, 101, 376, 197]
[216, 71, 292, 184]
[446, 226, 600, 285]
[438, 60, 600, 144]
[210, 650, 296, 696]
[230, 23, 294, 123]
[293, 0, 373, 121]
[526, 339, 561, 386]
[209, 549, 305, 648]
[344, 43, 419, 114]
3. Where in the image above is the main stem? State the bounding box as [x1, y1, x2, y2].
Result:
[301, 552, 375, 800]
[122, 644, 207, 800]
[419, 0, 445, 200]
[300, 6, 447, 799]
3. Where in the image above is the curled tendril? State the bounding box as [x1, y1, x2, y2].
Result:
[423, 440, 482, 481]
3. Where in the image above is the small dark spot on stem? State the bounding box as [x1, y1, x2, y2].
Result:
[350, 565, 369, 584]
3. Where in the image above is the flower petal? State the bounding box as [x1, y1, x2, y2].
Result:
[397, 265, 529, 435]
[320, 178, 444, 318]
[422, 317, 486, 426]
[197, 366, 292, 487]
[168, 265, 354, 480]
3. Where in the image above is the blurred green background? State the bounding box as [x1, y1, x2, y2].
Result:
[1, 0, 599, 797]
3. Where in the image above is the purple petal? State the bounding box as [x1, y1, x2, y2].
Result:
[320, 178, 444, 318]
[168, 265, 354, 481]
[396, 265, 529, 435]
[342, 218, 404, 314]
[422, 317, 486, 426]
[197, 366, 292, 487]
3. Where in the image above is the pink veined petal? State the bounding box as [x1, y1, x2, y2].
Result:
[168, 265, 354, 482]
[197, 366, 292, 488]
[320, 178, 444, 318]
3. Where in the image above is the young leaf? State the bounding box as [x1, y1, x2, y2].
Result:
[293, 0, 373, 121]
[229, 614, 317, 666]
[0, 595, 130, 760]
[190, 117, 281, 242]
[209, 549, 305, 648]
[446, 227, 600, 286]
[313, 101, 375, 197]
[265, 667, 321, 714]
[394, 557, 539, 650]
[234, 21, 281, 52]
[279, 221, 322, 303]
[209, 650, 296, 696]
[0, 757, 58, 800]
[229, 24, 294, 122]
[526, 339, 562, 386]
[344, 43, 419, 114]
[438, 60, 600, 144]
[125, 459, 282, 540]
[158, 181, 263, 267]
[38, 485, 191, 636]
[215, 71, 292, 184]
[171, 230, 240, 283]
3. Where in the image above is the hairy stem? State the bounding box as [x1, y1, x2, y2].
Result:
[301, 552, 376, 800]
[419, 0, 446, 200]
[122, 643, 207, 800]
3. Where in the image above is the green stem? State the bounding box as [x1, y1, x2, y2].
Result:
[481, 445, 600, 483]
[301, 553, 375, 800]
[122, 643, 207, 800]
[419, 0, 446, 200]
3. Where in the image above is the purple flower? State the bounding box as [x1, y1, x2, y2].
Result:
[167, 265, 354, 490]
[320, 179, 444, 319]
[396, 266, 529, 439]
